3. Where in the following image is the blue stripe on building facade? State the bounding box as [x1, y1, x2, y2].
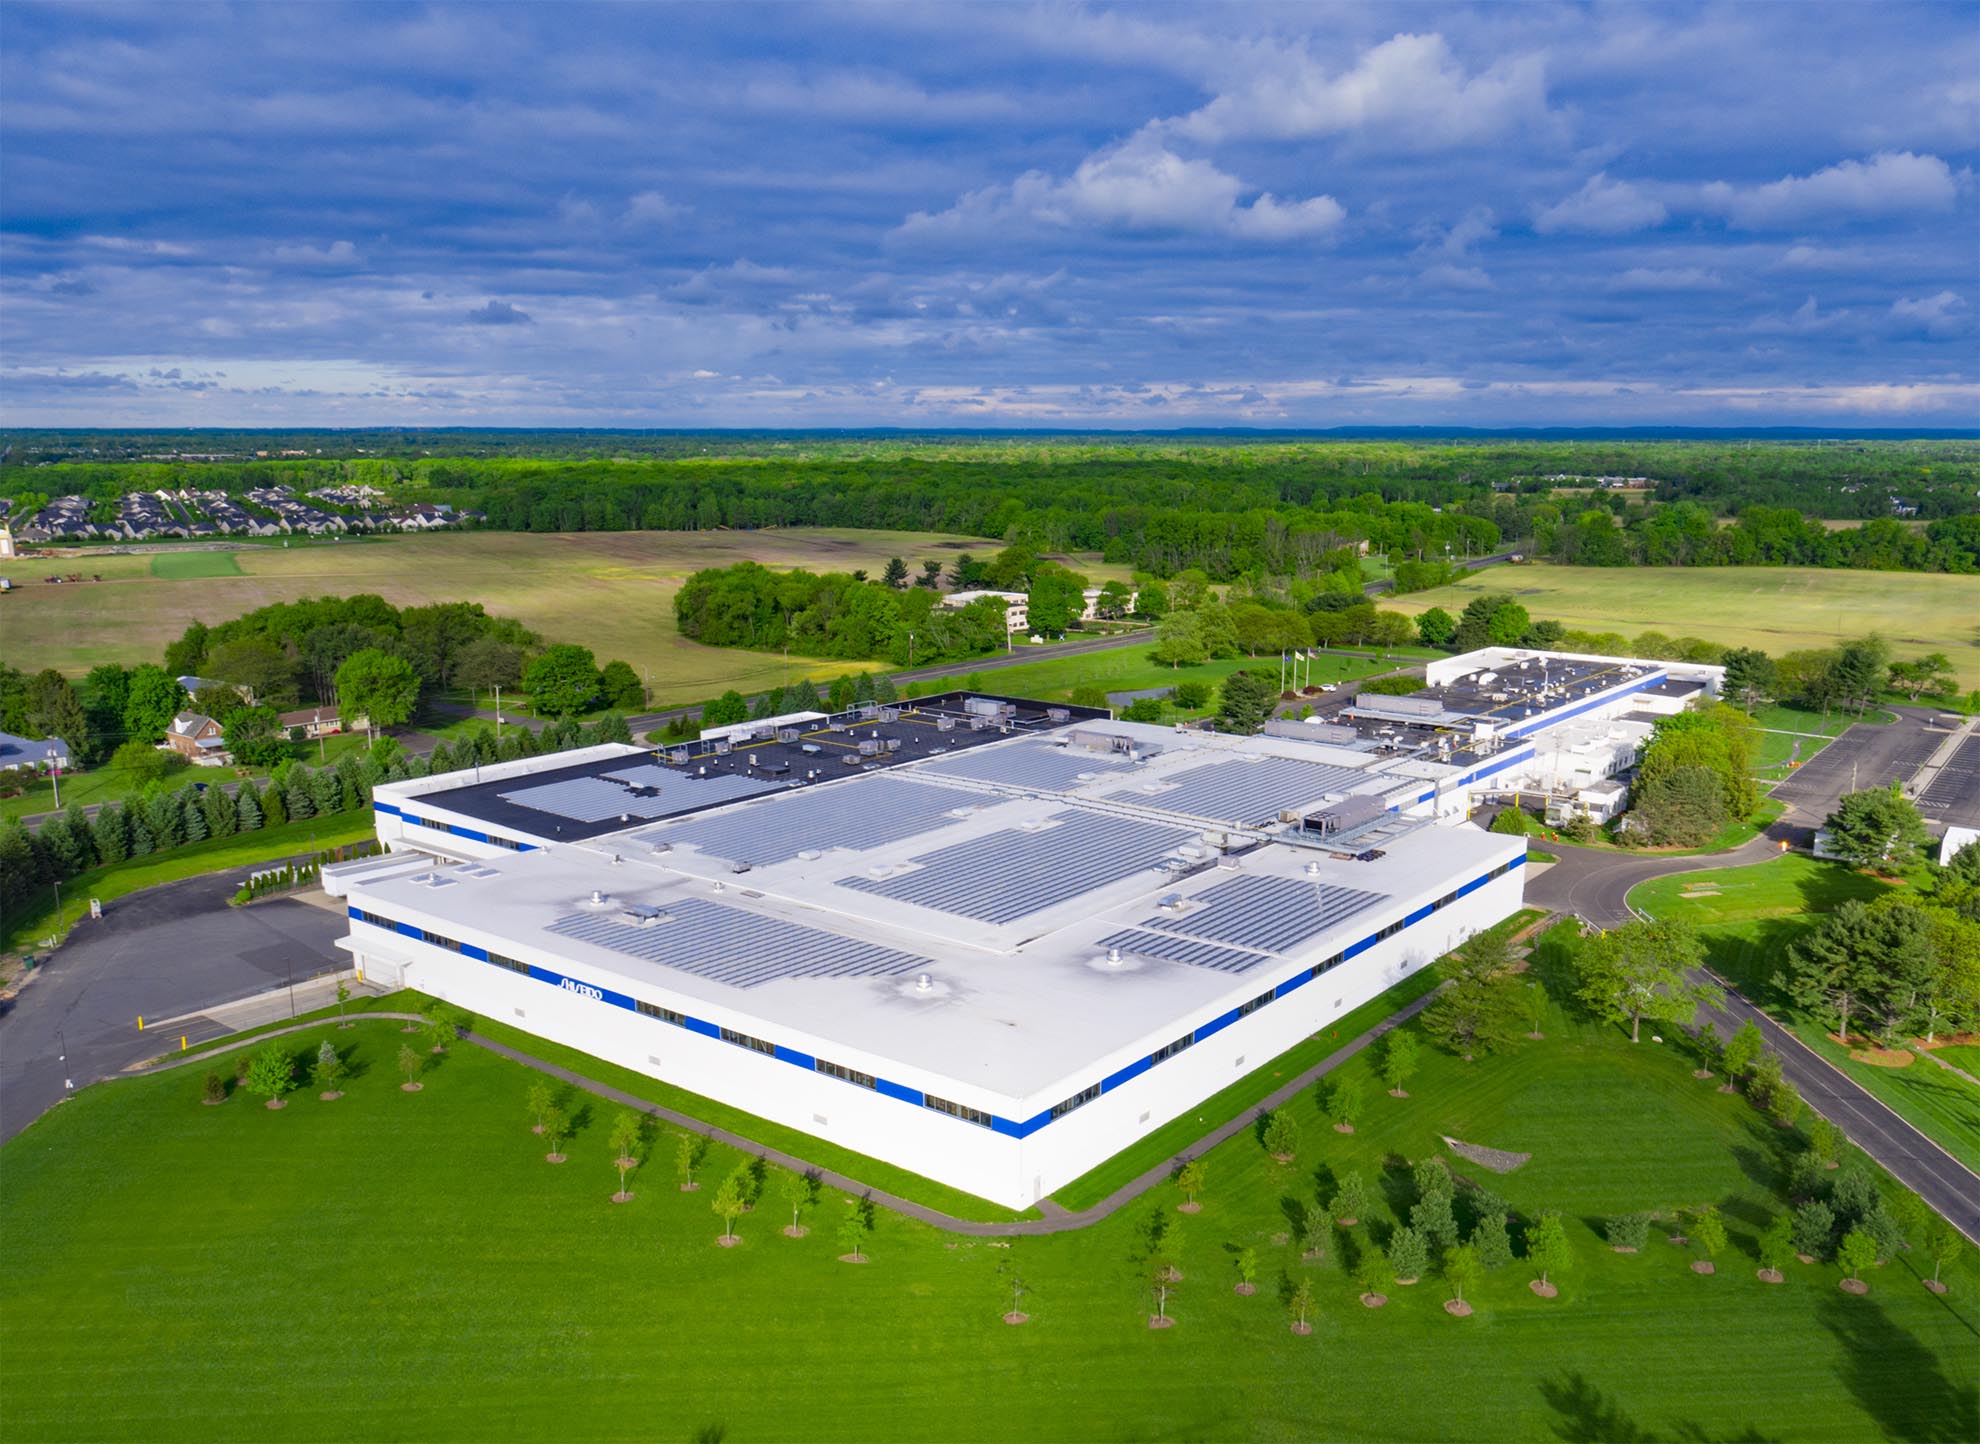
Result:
[348, 854, 1523, 1141]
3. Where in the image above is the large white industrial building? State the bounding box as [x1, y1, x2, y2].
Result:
[330, 648, 1720, 1209]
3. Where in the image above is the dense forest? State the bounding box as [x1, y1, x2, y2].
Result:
[5, 437, 1978, 579]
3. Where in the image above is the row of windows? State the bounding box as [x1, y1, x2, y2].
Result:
[408, 815, 454, 833]
[637, 999, 686, 1025]
[1050, 1082, 1101, 1120]
[1235, 987, 1275, 1019]
[1150, 1032, 1194, 1065]
[486, 834, 526, 851]
[489, 953, 529, 976]
[420, 928, 461, 953]
[720, 1026, 776, 1056]
[816, 1058, 877, 1090]
[1310, 951, 1346, 979]
[924, 1092, 995, 1129]
[355, 909, 393, 930]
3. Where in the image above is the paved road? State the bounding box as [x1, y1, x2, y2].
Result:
[1695, 988, 1980, 1245]
[1524, 835, 1781, 927]
[0, 863, 349, 1142]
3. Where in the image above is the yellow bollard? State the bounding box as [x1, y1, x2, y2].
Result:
[137, 1015, 144, 1031]
[181, 1036, 188, 1051]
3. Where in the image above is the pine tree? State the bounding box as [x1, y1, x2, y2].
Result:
[235, 782, 264, 831]
[204, 781, 237, 838]
[261, 781, 287, 827]
[1387, 1226, 1429, 1284]
[62, 801, 97, 871]
[91, 803, 129, 864]
[284, 772, 314, 820]
[1473, 1210, 1514, 1268]
[182, 795, 210, 842]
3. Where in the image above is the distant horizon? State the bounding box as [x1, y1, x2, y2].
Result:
[6, 424, 1978, 442]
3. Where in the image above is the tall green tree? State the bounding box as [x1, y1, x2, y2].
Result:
[1216, 669, 1277, 735]
[1571, 919, 1718, 1044]
[336, 648, 420, 741]
[1525, 1212, 1571, 1290]
[1823, 784, 1930, 872]
[522, 644, 602, 717]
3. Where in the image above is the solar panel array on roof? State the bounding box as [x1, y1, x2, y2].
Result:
[601, 763, 676, 788]
[656, 776, 972, 865]
[1096, 926, 1272, 975]
[500, 770, 778, 823]
[1136, 754, 1369, 823]
[544, 897, 929, 989]
[918, 738, 1133, 792]
[1138, 872, 1387, 953]
[839, 808, 1192, 923]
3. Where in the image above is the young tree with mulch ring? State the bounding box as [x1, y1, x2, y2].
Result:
[1521, 981, 1549, 1041]
[838, 1199, 871, 1264]
[999, 1254, 1029, 1325]
[335, 979, 353, 1028]
[609, 1109, 643, 1203]
[1890, 1187, 1930, 1251]
[1525, 1212, 1570, 1297]
[1387, 1226, 1429, 1287]
[1923, 1223, 1961, 1294]
[1175, 1158, 1207, 1213]
[541, 1105, 569, 1163]
[245, 1046, 296, 1110]
[1331, 1171, 1367, 1227]
[1288, 1277, 1316, 1335]
[1443, 1243, 1483, 1317]
[1325, 1076, 1364, 1133]
[1234, 1247, 1259, 1296]
[397, 1043, 424, 1092]
[1358, 1255, 1391, 1309]
[200, 1070, 227, 1106]
[780, 1168, 816, 1237]
[526, 1080, 553, 1136]
[312, 1040, 345, 1100]
[1690, 1206, 1727, 1274]
[1836, 1228, 1878, 1294]
[1380, 1031, 1419, 1097]
[1807, 1116, 1845, 1171]
[422, 1009, 454, 1055]
[1757, 1214, 1796, 1283]
[1301, 1201, 1331, 1261]
[676, 1132, 705, 1191]
[1719, 1021, 1763, 1093]
[1261, 1110, 1300, 1163]
[713, 1166, 748, 1247]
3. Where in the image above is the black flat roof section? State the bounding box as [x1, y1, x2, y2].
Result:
[406, 691, 1107, 844]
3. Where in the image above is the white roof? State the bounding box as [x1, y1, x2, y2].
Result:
[350, 722, 1522, 1110]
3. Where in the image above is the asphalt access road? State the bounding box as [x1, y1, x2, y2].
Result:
[1523, 834, 1782, 929]
[1696, 990, 1980, 1245]
[0, 861, 348, 1143]
[1917, 732, 1980, 831]
[1769, 705, 1949, 846]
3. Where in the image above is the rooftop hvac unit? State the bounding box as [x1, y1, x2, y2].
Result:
[714, 739, 732, 755]
[1353, 692, 1441, 717]
[879, 708, 899, 722]
[885, 737, 902, 752]
[777, 728, 800, 742]
[1304, 794, 1386, 835]
[968, 715, 990, 730]
[964, 697, 1001, 717]
[859, 704, 880, 720]
[1047, 707, 1070, 723]
[937, 715, 955, 731]
[619, 904, 670, 926]
[858, 739, 880, 756]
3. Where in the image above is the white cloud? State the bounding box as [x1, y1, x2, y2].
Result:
[1609, 266, 1725, 292]
[1174, 32, 1552, 150]
[902, 134, 1341, 242]
[624, 190, 683, 226]
[1891, 289, 1967, 335]
[1534, 173, 1668, 234]
[272, 239, 361, 266]
[1700, 151, 1957, 228]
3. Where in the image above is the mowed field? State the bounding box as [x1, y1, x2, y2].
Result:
[4, 939, 1976, 1442]
[1386, 564, 1980, 687]
[2, 529, 1020, 705]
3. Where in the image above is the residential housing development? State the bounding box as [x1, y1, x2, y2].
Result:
[326, 649, 1723, 1208]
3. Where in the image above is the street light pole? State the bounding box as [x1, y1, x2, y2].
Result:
[47, 750, 60, 808]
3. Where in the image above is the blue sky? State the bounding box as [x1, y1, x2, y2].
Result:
[2, 2, 1976, 428]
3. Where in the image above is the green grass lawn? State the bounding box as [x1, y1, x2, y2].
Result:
[3, 813, 374, 955]
[1752, 729, 1833, 779]
[956, 641, 1408, 710]
[1630, 857, 1980, 1170]
[1929, 1045, 1980, 1077]
[148, 551, 242, 579]
[4, 924, 1974, 1443]
[1749, 703, 1894, 737]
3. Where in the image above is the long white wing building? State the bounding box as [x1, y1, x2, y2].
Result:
[330, 649, 1719, 1209]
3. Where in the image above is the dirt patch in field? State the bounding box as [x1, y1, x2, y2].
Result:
[1443, 1136, 1531, 1173]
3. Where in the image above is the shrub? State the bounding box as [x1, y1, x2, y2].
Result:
[201, 1070, 226, 1105]
[1605, 1213, 1651, 1250]
[1173, 680, 1211, 709]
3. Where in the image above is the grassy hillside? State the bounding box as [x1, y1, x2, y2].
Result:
[4, 934, 1975, 1442]
[1387, 564, 1980, 686]
[3, 529, 1054, 704]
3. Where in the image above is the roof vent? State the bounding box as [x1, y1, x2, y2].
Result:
[1105, 946, 1124, 968]
[915, 972, 933, 993]
[796, 848, 824, 861]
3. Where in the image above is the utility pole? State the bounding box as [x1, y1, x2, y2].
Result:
[47, 750, 60, 808]
[493, 685, 502, 738]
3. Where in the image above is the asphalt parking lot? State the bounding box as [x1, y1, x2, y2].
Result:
[0, 867, 348, 1142]
[1769, 706, 1949, 842]
[1916, 732, 1980, 830]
